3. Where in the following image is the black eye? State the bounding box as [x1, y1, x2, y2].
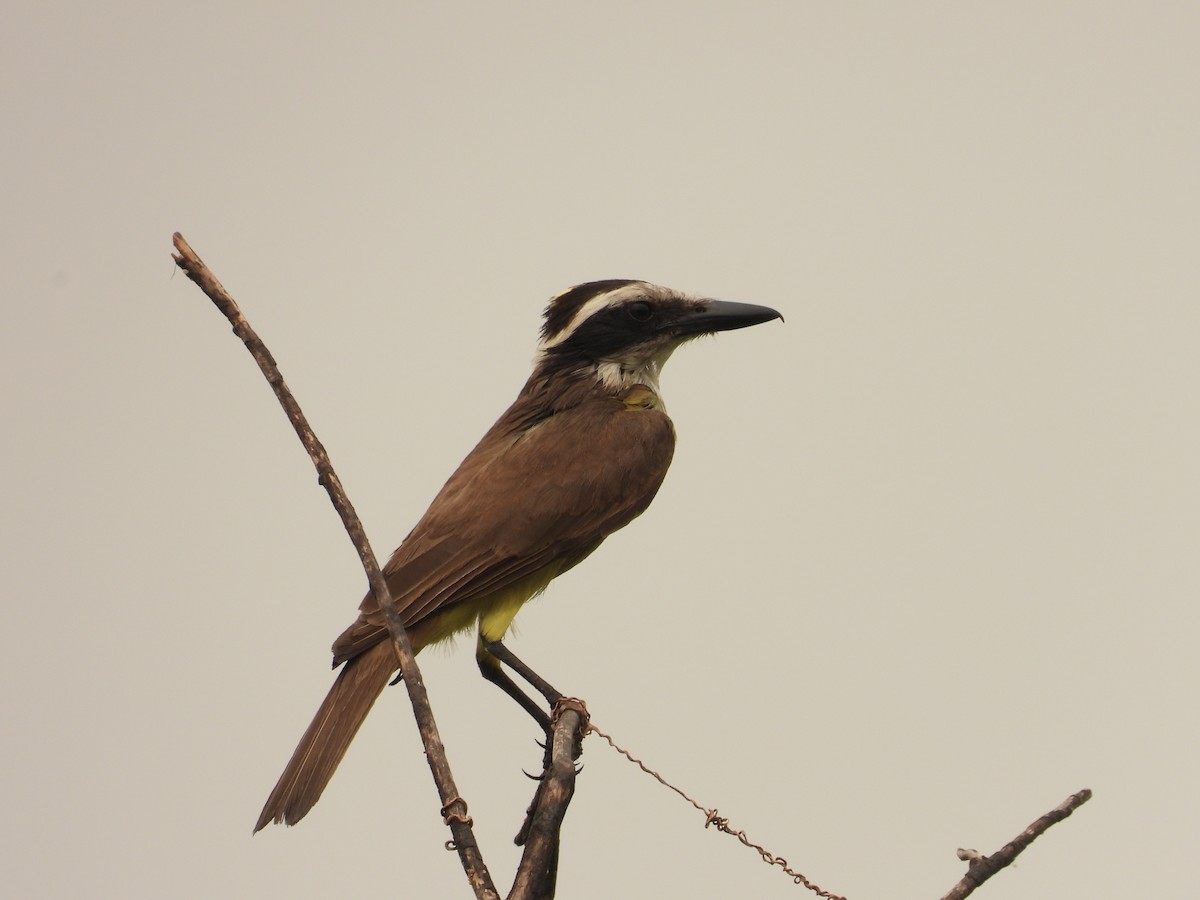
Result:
[626, 301, 654, 323]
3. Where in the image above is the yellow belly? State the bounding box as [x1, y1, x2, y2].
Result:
[414, 563, 563, 649]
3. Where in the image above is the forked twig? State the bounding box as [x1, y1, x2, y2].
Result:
[171, 233, 1090, 899]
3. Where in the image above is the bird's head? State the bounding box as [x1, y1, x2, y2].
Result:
[533, 279, 782, 393]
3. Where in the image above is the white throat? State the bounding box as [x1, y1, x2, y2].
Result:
[594, 341, 680, 397]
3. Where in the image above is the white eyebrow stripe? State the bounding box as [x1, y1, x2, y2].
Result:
[536, 282, 652, 351]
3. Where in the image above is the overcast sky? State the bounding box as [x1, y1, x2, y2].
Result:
[3, 2, 1197, 898]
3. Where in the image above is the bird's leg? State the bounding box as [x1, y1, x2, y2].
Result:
[481, 637, 563, 707]
[476, 636, 563, 731]
[476, 643, 552, 731]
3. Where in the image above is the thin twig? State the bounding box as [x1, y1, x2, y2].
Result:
[940, 788, 1093, 900]
[171, 233, 498, 900]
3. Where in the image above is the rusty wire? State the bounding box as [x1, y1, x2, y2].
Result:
[440, 795, 474, 827]
[588, 723, 846, 900]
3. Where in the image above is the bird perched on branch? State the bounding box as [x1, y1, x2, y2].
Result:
[255, 279, 781, 831]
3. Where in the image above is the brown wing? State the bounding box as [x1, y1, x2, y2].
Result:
[331, 392, 675, 664]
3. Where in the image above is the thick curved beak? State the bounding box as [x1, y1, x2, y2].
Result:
[675, 299, 784, 336]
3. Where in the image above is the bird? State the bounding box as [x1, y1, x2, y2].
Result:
[254, 279, 781, 831]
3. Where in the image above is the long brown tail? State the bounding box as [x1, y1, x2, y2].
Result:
[254, 640, 396, 831]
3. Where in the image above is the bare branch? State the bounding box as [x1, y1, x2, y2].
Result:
[940, 788, 1093, 900]
[508, 700, 589, 900]
[171, 233, 498, 899]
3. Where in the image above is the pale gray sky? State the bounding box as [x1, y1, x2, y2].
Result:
[3, 2, 1197, 898]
